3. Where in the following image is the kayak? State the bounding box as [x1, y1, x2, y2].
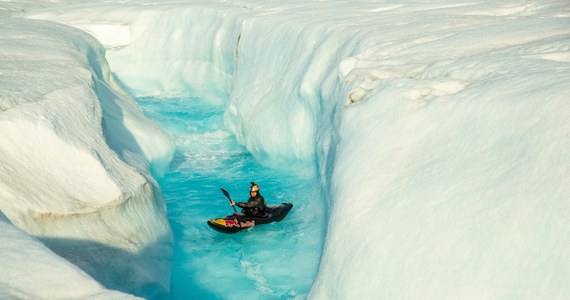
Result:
[207, 203, 293, 233]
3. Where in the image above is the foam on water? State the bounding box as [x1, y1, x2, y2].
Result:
[136, 96, 325, 299]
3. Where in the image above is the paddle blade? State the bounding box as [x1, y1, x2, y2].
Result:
[220, 188, 231, 200]
[220, 188, 237, 213]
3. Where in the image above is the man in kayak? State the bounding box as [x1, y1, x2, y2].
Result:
[230, 182, 268, 217]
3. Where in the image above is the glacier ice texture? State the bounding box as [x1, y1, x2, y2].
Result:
[0, 15, 174, 298]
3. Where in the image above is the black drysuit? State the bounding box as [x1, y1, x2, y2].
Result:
[237, 194, 267, 217]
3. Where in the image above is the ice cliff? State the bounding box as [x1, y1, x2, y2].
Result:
[0, 15, 174, 298]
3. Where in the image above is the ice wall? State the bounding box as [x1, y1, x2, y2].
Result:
[0, 16, 174, 298]
[29, 2, 333, 172]
[21, 0, 570, 299]
[0, 212, 139, 299]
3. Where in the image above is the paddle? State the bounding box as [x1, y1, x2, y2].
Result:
[220, 187, 238, 213]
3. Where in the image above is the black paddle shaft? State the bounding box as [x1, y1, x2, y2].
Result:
[220, 188, 237, 213]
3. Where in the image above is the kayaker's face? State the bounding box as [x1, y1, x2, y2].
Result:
[250, 191, 257, 197]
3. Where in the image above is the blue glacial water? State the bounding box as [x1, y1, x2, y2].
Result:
[136, 96, 325, 299]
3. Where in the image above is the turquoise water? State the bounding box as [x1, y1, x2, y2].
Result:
[136, 96, 325, 299]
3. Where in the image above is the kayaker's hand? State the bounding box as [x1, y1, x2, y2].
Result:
[230, 200, 235, 206]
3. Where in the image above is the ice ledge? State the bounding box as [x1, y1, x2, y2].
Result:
[0, 17, 174, 298]
[0, 211, 141, 300]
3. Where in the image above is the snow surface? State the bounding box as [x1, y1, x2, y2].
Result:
[1, 0, 570, 299]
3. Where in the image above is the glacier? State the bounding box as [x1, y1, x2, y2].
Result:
[2, 0, 570, 299]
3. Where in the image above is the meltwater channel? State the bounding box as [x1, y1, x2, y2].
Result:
[136, 96, 325, 299]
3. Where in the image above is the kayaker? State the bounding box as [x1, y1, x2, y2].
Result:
[230, 182, 268, 217]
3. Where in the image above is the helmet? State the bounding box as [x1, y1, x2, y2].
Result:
[250, 183, 260, 193]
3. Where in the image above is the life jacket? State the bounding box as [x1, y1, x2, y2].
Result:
[242, 194, 267, 216]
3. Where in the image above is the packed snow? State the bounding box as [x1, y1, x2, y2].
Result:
[1, 0, 570, 299]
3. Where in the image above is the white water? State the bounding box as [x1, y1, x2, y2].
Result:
[136, 96, 323, 299]
[1, 0, 569, 298]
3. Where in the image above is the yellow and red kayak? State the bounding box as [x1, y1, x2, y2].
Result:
[207, 203, 293, 233]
